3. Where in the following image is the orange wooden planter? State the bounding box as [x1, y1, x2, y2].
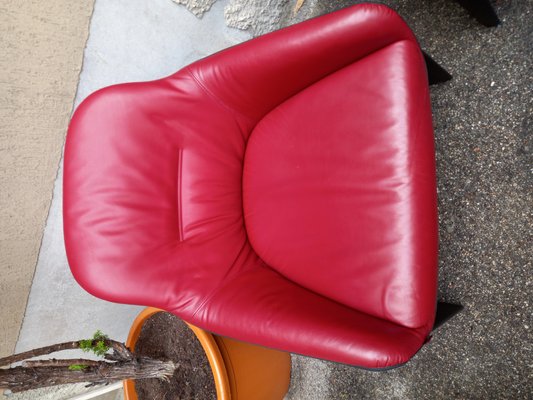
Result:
[124, 308, 291, 400]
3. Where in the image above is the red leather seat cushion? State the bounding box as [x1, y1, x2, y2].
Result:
[244, 39, 437, 329]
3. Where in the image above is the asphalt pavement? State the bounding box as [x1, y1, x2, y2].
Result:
[285, 1, 532, 398]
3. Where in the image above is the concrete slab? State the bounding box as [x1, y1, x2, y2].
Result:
[0, 0, 94, 359]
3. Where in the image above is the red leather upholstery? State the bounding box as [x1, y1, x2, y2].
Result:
[64, 4, 438, 369]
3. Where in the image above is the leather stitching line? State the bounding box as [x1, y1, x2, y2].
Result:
[185, 67, 255, 124]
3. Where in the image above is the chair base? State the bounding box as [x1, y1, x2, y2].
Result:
[423, 52, 453, 85]
[456, 0, 500, 27]
[432, 302, 464, 330]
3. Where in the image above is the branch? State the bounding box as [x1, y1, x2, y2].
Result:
[106, 340, 133, 361]
[0, 358, 176, 393]
[0, 339, 132, 367]
[0, 342, 82, 367]
[22, 359, 100, 368]
[294, 0, 305, 14]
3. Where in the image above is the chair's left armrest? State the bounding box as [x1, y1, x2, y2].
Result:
[185, 4, 418, 123]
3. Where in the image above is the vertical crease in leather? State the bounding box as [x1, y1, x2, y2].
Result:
[188, 240, 251, 321]
[177, 148, 184, 241]
[184, 67, 255, 127]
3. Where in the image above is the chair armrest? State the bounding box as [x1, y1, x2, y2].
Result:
[186, 265, 429, 369]
[186, 4, 417, 122]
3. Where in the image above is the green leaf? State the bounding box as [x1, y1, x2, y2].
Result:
[80, 339, 92, 352]
[68, 364, 88, 371]
[93, 330, 108, 342]
[94, 340, 109, 357]
[79, 331, 110, 356]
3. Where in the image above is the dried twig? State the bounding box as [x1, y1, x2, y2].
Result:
[0, 339, 132, 367]
[0, 359, 175, 393]
[22, 359, 100, 368]
[294, 0, 305, 14]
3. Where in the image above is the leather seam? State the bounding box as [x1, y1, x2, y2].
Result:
[189, 252, 267, 321]
[177, 148, 184, 242]
[188, 243, 254, 320]
[184, 67, 255, 145]
[185, 67, 255, 125]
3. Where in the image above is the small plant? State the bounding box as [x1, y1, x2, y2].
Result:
[0, 330, 176, 395]
[68, 364, 88, 371]
[80, 330, 110, 356]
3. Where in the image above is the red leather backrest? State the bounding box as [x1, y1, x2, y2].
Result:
[64, 74, 256, 316]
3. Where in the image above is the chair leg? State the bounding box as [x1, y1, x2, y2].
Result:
[423, 52, 453, 85]
[455, 0, 500, 27]
[433, 302, 464, 330]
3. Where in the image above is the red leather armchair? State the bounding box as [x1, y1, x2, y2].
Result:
[64, 4, 454, 369]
